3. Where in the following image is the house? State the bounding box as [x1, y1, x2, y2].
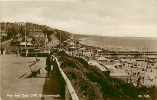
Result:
[104, 64, 129, 82]
[88, 60, 108, 72]
[29, 32, 45, 38]
[110, 69, 129, 82]
[19, 42, 33, 47]
[97, 56, 110, 62]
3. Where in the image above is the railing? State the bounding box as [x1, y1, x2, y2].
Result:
[52, 55, 79, 100]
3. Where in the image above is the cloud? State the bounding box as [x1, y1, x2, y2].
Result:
[0, 0, 157, 37]
[0, 0, 79, 2]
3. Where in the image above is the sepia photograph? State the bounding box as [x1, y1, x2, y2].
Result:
[0, 0, 157, 100]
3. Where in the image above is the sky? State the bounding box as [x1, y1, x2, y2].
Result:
[0, 0, 157, 37]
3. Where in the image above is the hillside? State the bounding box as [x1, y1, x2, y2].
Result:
[1, 22, 157, 51]
[0, 22, 71, 43]
[55, 51, 155, 100]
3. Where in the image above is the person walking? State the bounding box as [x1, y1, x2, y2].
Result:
[16, 47, 20, 56]
[0, 48, 3, 55]
[2, 48, 6, 55]
[45, 55, 51, 77]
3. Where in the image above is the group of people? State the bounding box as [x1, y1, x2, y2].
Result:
[124, 61, 157, 87]
[0, 48, 6, 55]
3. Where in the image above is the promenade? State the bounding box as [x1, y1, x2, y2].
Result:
[0, 54, 60, 100]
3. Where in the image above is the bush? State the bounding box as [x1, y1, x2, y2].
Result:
[67, 72, 77, 80]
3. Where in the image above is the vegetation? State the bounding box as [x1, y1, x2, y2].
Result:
[0, 22, 71, 43]
[56, 51, 153, 100]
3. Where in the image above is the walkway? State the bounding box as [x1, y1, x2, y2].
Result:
[0, 54, 60, 100]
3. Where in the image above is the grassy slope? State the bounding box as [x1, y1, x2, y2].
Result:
[56, 51, 154, 100]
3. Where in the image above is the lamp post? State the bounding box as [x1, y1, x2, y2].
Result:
[24, 22, 28, 57]
[60, 31, 61, 50]
[0, 23, 2, 55]
[25, 23, 27, 49]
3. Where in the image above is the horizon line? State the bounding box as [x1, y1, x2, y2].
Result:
[0, 21, 157, 39]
